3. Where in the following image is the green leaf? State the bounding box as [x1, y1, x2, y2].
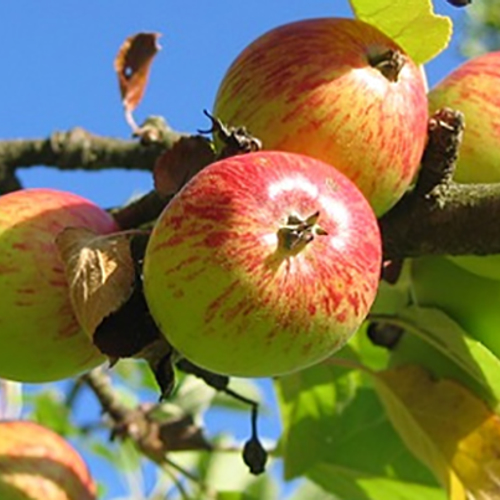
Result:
[376, 306, 500, 408]
[349, 0, 453, 63]
[30, 389, 73, 436]
[89, 440, 119, 465]
[287, 479, 340, 500]
[276, 360, 352, 479]
[217, 492, 262, 500]
[372, 365, 500, 499]
[275, 359, 443, 500]
[309, 463, 445, 500]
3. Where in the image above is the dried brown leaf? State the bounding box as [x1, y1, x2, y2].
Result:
[114, 32, 161, 113]
[153, 135, 215, 196]
[56, 227, 136, 338]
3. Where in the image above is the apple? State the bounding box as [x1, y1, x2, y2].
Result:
[0, 188, 118, 382]
[143, 150, 382, 377]
[0, 420, 96, 500]
[410, 255, 500, 357]
[213, 17, 428, 216]
[428, 51, 500, 279]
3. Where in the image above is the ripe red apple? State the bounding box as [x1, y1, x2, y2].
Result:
[0, 188, 118, 382]
[143, 151, 382, 377]
[410, 255, 500, 357]
[428, 51, 500, 279]
[0, 420, 96, 500]
[213, 17, 428, 216]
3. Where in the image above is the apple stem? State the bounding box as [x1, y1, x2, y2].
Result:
[368, 49, 406, 83]
[277, 211, 328, 252]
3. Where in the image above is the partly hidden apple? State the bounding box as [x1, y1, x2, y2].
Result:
[410, 255, 500, 357]
[143, 151, 382, 377]
[428, 51, 500, 279]
[0, 420, 96, 500]
[213, 17, 428, 216]
[0, 188, 118, 382]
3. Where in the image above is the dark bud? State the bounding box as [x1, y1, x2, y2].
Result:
[242, 436, 268, 475]
[367, 322, 404, 349]
[446, 0, 471, 6]
[381, 259, 403, 284]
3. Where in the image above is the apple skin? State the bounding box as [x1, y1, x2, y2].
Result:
[0, 188, 118, 382]
[428, 51, 500, 279]
[410, 255, 500, 357]
[0, 420, 96, 500]
[143, 151, 382, 377]
[213, 17, 428, 216]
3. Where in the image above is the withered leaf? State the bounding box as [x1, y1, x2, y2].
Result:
[153, 135, 215, 196]
[114, 32, 161, 114]
[56, 227, 136, 338]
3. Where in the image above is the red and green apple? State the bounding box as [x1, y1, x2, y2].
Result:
[213, 17, 428, 216]
[0, 188, 118, 382]
[0, 420, 96, 500]
[143, 151, 382, 377]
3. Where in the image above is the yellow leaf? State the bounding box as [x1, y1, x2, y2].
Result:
[374, 365, 500, 499]
[349, 0, 453, 64]
[56, 227, 136, 338]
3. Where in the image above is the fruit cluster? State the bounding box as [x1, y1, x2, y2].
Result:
[0, 16, 497, 386]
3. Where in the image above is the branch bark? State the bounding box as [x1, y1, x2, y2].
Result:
[380, 108, 500, 260]
[2, 109, 500, 260]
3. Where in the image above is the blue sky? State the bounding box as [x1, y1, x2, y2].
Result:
[0, 2, 467, 498]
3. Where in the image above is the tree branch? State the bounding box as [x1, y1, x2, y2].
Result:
[380, 108, 500, 260]
[0, 124, 182, 179]
[82, 368, 212, 462]
[3, 109, 500, 260]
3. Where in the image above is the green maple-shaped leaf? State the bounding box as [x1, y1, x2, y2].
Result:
[349, 0, 453, 63]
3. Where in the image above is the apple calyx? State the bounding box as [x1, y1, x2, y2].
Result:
[368, 49, 406, 82]
[276, 210, 328, 253]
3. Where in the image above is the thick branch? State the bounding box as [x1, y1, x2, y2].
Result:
[380, 108, 500, 260]
[3, 110, 500, 260]
[380, 182, 500, 259]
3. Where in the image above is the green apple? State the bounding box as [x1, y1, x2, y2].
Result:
[0, 420, 96, 500]
[410, 255, 500, 356]
[213, 17, 428, 216]
[428, 51, 500, 279]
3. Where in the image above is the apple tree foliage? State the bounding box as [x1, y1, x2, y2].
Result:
[1, 0, 500, 499]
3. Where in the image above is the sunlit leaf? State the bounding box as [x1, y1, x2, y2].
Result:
[349, 0, 453, 63]
[374, 364, 500, 499]
[309, 462, 446, 500]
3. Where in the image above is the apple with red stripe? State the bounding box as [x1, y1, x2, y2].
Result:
[0, 420, 96, 500]
[0, 188, 117, 382]
[213, 17, 428, 216]
[428, 51, 500, 279]
[143, 151, 382, 377]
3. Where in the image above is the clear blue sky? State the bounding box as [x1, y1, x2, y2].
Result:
[0, 2, 467, 498]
